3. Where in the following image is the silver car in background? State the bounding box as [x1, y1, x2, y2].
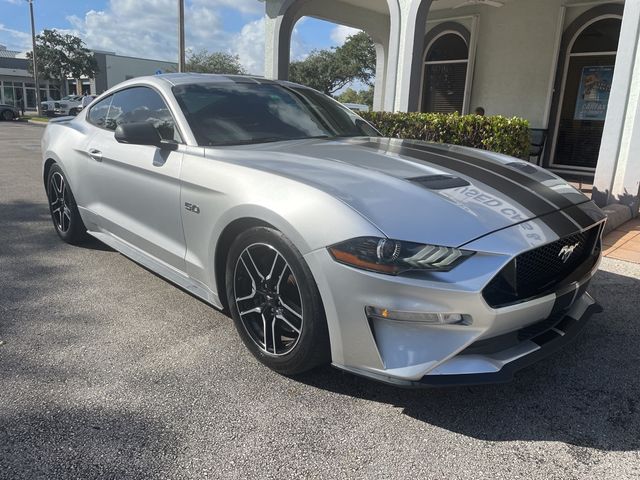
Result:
[41, 74, 605, 386]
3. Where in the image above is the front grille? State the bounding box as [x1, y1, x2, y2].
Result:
[483, 225, 601, 308]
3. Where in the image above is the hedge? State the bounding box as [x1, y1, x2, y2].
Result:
[360, 111, 530, 159]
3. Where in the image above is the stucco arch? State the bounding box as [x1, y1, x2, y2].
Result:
[395, 0, 433, 111]
[264, 0, 401, 111]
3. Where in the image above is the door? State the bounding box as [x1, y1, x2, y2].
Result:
[85, 86, 187, 271]
[552, 17, 621, 170]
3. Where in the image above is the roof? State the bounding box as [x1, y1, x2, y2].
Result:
[154, 72, 269, 86]
[0, 49, 21, 59]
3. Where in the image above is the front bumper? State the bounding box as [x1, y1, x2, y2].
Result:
[416, 295, 602, 386]
[304, 207, 604, 387]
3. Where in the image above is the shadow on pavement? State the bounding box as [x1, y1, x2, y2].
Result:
[1, 407, 179, 479]
[297, 268, 640, 453]
[1, 201, 173, 478]
[2, 198, 639, 473]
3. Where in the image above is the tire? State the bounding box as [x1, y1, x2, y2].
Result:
[69, 108, 79, 116]
[1, 109, 14, 121]
[225, 226, 331, 375]
[46, 164, 89, 245]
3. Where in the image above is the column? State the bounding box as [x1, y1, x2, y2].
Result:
[264, 0, 294, 80]
[593, 0, 640, 216]
[394, 0, 432, 112]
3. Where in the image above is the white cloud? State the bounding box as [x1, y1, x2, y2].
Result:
[330, 25, 360, 46]
[0, 23, 32, 51]
[232, 18, 264, 75]
[65, 0, 229, 61]
[0, 0, 315, 75]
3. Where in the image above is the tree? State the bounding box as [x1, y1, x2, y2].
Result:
[289, 31, 376, 95]
[336, 86, 374, 109]
[185, 49, 246, 75]
[27, 29, 98, 96]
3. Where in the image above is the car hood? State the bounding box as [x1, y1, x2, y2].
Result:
[214, 137, 592, 247]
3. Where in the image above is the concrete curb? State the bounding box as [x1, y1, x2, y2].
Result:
[26, 120, 48, 127]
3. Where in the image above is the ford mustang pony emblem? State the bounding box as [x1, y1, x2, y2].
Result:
[558, 243, 580, 262]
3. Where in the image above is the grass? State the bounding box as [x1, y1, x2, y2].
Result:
[21, 116, 50, 123]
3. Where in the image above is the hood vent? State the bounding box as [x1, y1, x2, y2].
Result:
[409, 174, 470, 190]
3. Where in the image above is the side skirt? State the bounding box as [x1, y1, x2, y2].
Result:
[87, 230, 224, 310]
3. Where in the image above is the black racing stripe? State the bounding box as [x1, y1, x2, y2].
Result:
[359, 140, 579, 236]
[537, 210, 583, 239]
[562, 204, 601, 230]
[395, 139, 596, 228]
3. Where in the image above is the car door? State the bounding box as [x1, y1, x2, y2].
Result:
[85, 86, 187, 271]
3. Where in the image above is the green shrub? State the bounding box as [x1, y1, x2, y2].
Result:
[360, 111, 530, 159]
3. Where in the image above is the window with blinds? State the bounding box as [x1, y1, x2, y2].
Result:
[421, 33, 469, 114]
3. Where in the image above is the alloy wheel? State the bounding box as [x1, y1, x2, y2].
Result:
[48, 171, 71, 233]
[233, 243, 304, 356]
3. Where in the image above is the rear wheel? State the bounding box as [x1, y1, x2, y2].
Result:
[46, 164, 89, 244]
[225, 227, 330, 375]
[1, 109, 14, 121]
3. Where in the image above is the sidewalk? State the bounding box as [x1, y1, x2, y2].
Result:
[603, 218, 640, 263]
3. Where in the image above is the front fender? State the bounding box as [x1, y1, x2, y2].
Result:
[179, 153, 383, 295]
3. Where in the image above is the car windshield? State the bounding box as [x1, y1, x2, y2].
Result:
[172, 81, 379, 146]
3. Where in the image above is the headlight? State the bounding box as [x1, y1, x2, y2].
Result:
[327, 237, 474, 275]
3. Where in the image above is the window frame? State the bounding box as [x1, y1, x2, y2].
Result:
[421, 31, 469, 114]
[85, 84, 186, 144]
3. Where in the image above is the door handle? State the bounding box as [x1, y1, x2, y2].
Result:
[88, 148, 103, 161]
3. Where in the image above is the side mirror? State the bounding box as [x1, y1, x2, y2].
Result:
[114, 122, 177, 150]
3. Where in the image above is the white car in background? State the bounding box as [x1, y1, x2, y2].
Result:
[56, 95, 96, 116]
[41, 95, 82, 116]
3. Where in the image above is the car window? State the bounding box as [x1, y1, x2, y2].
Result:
[87, 95, 113, 128]
[105, 86, 181, 143]
[172, 82, 379, 146]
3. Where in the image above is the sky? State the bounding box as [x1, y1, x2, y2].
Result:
[0, 0, 361, 75]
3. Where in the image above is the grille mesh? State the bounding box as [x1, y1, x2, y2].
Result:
[483, 226, 600, 308]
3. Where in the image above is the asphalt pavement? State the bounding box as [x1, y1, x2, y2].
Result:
[1, 121, 639, 479]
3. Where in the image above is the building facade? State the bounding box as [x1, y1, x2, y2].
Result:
[0, 46, 176, 107]
[0, 46, 60, 108]
[263, 0, 640, 218]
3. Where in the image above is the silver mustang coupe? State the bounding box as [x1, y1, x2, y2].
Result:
[41, 73, 605, 386]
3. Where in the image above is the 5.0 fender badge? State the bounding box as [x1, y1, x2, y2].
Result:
[184, 202, 200, 214]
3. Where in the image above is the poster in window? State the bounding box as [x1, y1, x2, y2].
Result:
[574, 65, 614, 121]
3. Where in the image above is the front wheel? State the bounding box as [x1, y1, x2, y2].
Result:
[225, 227, 331, 375]
[2, 109, 14, 121]
[46, 164, 89, 244]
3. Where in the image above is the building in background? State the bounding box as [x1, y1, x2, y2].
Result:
[0, 45, 61, 108]
[90, 51, 177, 94]
[264, 0, 640, 218]
[0, 45, 176, 109]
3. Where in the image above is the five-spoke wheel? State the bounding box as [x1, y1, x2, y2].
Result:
[48, 171, 72, 234]
[234, 243, 304, 356]
[226, 227, 330, 375]
[46, 164, 88, 244]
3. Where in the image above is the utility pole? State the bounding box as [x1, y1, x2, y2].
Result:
[28, 0, 42, 116]
[178, 0, 185, 72]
